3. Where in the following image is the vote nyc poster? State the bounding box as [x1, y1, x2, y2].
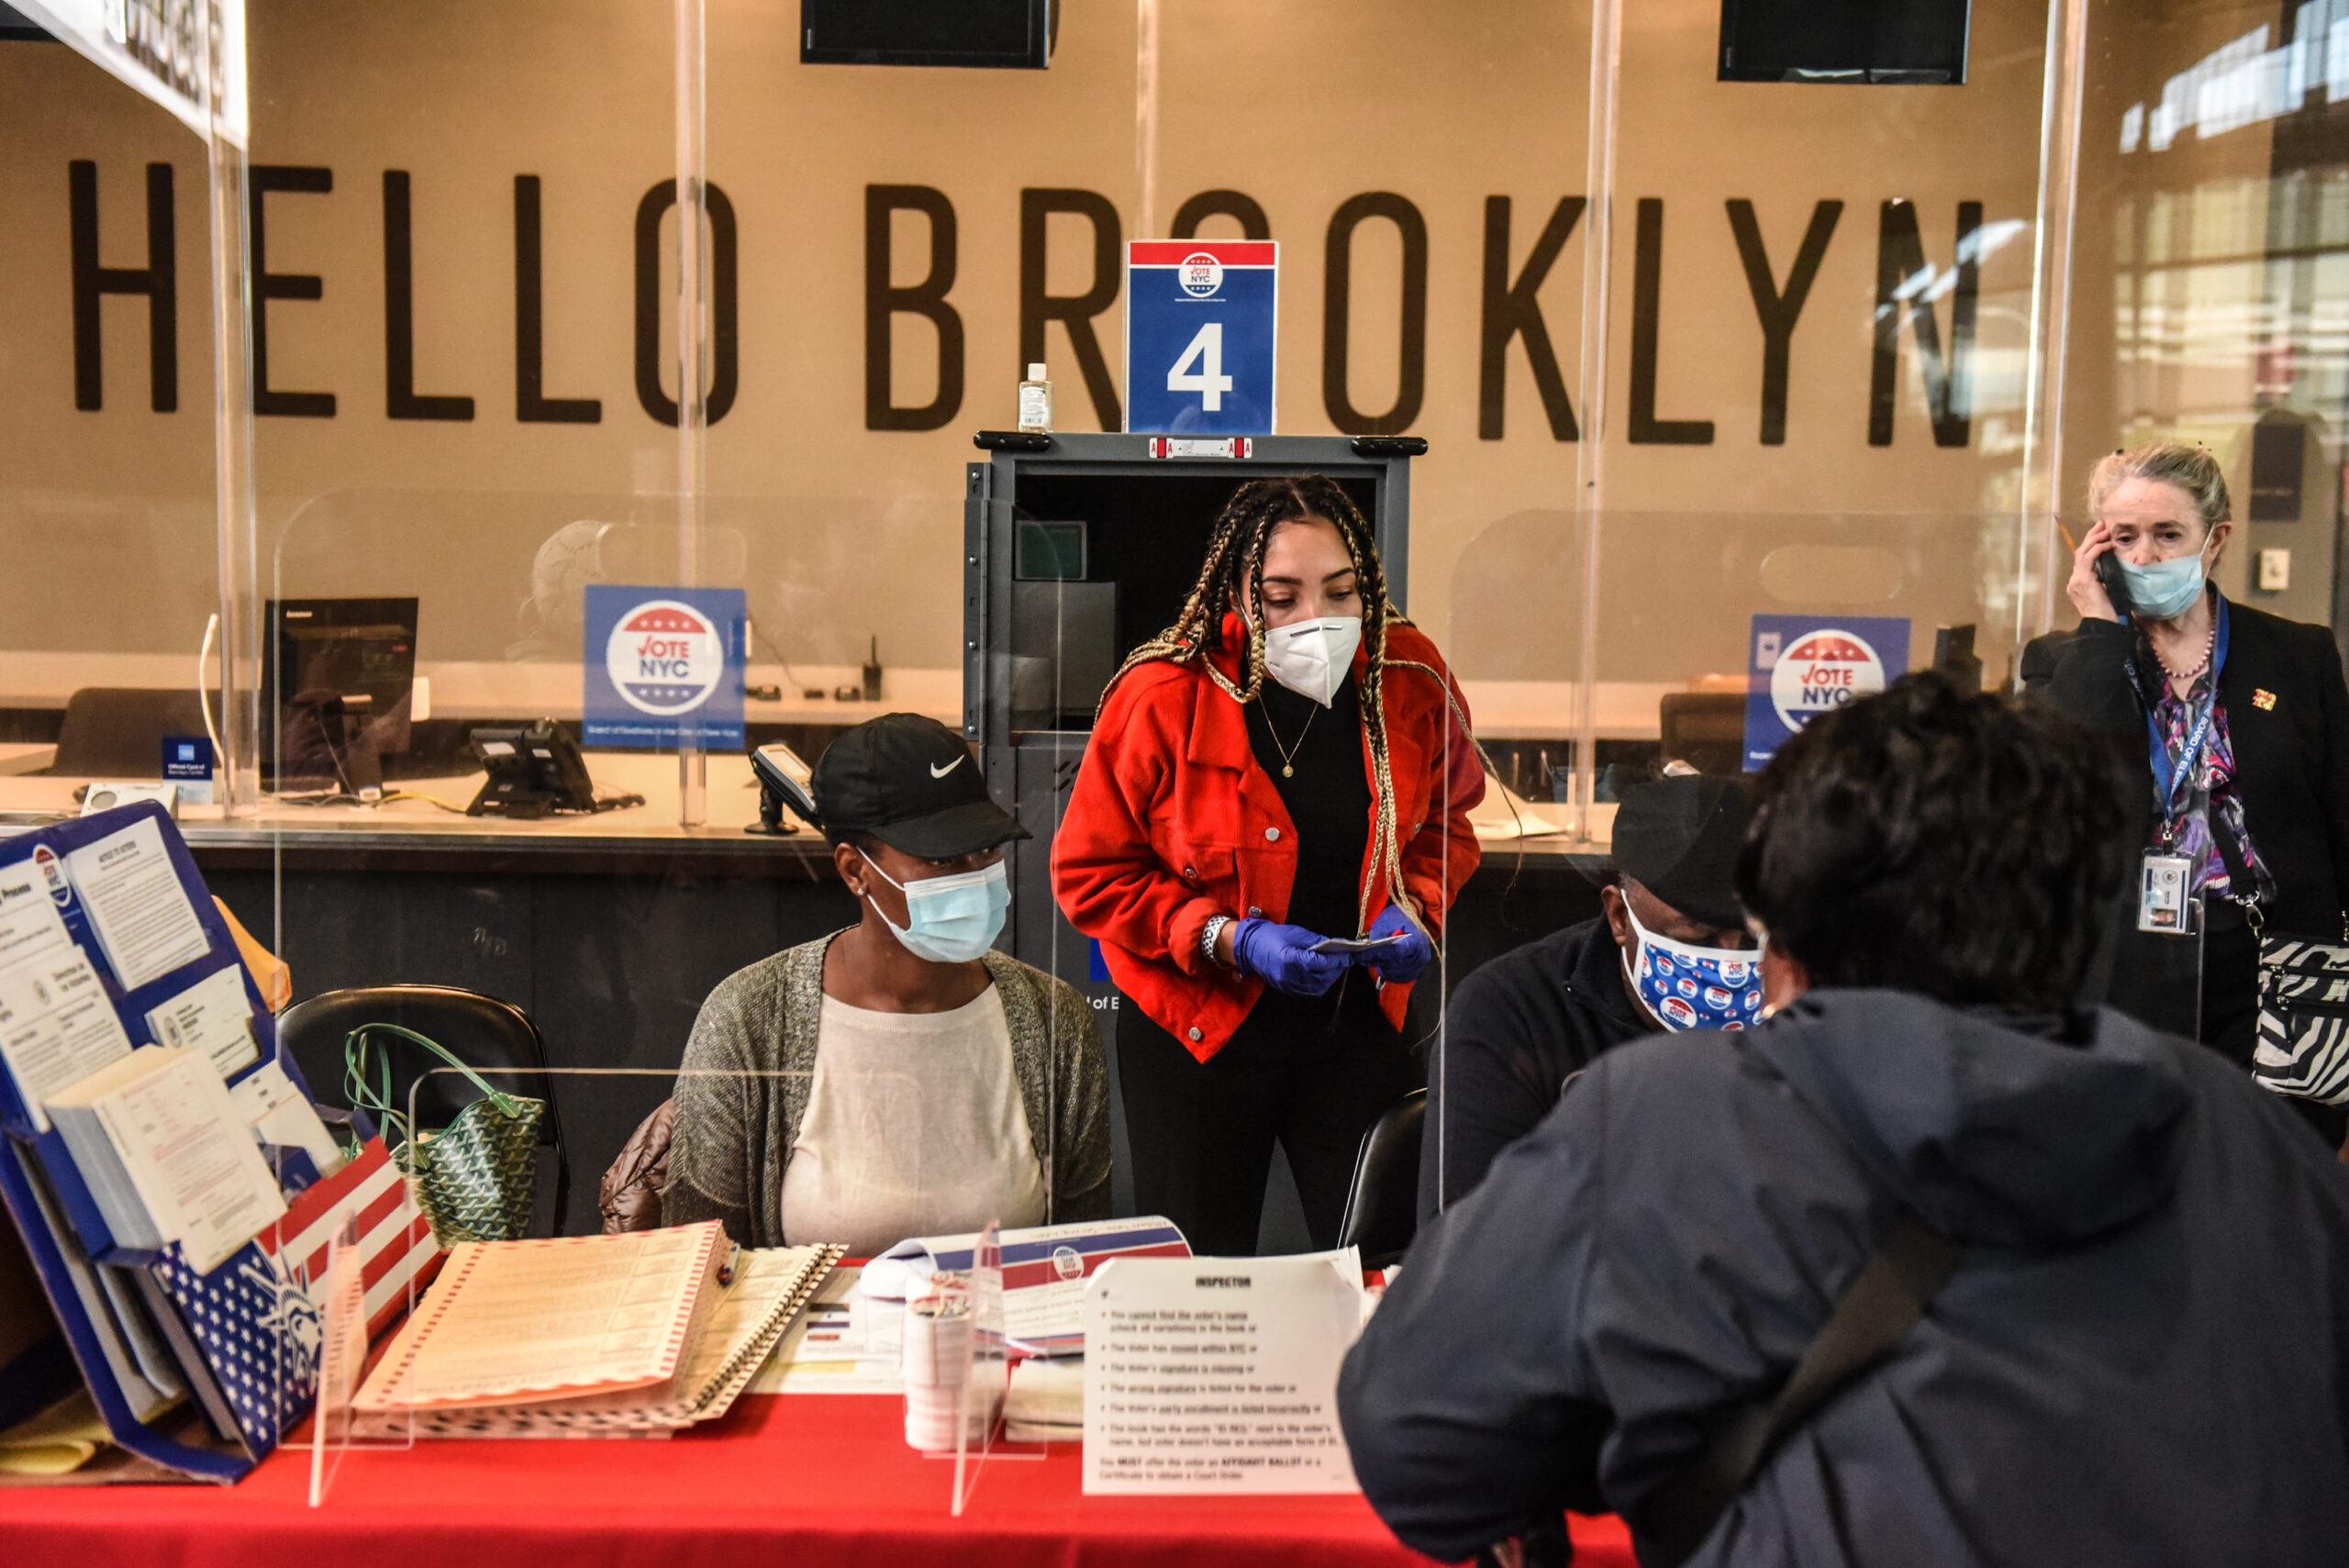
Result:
[1124, 240, 1277, 436]
[1741, 614, 1911, 771]
[583, 585, 748, 749]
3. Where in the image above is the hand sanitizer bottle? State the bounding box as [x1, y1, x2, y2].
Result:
[1018, 363, 1052, 433]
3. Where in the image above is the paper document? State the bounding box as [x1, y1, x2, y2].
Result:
[757, 1265, 906, 1395]
[1006, 1355, 1084, 1442]
[145, 963, 258, 1078]
[228, 1059, 342, 1173]
[0, 949, 133, 1133]
[47, 1046, 287, 1272]
[63, 817, 210, 991]
[1471, 775, 1570, 841]
[356, 1221, 725, 1411]
[380, 1242, 841, 1437]
[673, 1244, 840, 1410]
[862, 1215, 1191, 1353]
[0, 859, 72, 970]
[1084, 1248, 1366, 1495]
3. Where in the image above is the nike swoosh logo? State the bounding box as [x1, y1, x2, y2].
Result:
[930, 755, 967, 779]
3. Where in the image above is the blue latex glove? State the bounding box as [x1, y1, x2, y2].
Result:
[1364, 905, 1434, 983]
[1230, 919, 1351, 996]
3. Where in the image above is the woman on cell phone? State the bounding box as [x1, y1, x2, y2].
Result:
[1052, 475, 1483, 1254]
[2031, 441, 2349, 1146]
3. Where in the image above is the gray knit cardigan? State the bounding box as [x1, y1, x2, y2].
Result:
[660, 931, 1112, 1248]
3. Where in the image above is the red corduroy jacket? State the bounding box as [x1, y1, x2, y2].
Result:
[1052, 614, 1484, 1062]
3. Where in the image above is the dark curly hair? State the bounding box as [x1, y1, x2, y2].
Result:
[1735, 671, 2128, 1012]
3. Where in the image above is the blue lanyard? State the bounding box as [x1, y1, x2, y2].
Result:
[2126, 595, 2230, 829]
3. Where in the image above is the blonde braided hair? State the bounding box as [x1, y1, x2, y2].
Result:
[1100, 475, 1428, 938]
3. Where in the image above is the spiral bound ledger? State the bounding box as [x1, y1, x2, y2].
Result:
[364, 1238, 842, 1439]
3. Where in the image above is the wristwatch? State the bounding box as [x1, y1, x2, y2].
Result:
[1200, 914, 1234, 967]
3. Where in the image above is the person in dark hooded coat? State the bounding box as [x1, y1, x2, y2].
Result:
[1339, 672, 2349, 1568]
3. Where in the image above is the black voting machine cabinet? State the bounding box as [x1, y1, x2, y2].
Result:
[961, 432, 1420, 1054]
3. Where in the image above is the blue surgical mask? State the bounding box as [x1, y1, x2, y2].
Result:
[1621, 901, 1763, 1032]
[860, 853, 1008, 964]
[2116, 538, 2214, 621]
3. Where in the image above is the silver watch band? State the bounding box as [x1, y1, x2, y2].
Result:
[1201, 914, 1233, 965]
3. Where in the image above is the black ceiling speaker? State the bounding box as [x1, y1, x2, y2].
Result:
[1720, 0, 1969, 84]
[802, 0, 1055, 69]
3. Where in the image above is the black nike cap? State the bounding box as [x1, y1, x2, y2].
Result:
[1610, 773, 1753, 929]
[810, 712, 1029, 859]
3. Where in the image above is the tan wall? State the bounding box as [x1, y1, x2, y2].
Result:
[2, 0, 2079, 689]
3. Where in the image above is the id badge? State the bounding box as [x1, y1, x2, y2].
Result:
[2138, 852, 2199, 935]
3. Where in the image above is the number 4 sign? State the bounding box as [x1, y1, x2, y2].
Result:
[1124, 240, 1277, 436]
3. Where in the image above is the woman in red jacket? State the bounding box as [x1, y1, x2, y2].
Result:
[1052, 475, 1483, 1253]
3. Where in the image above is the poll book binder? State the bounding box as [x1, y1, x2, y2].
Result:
[0, 802, 342, 1483]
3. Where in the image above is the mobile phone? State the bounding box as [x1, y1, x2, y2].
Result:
[2093, 549, 2134, 617]
[1310, 933, 1409, 956]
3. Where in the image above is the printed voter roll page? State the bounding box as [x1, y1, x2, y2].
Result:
[63, 817, 210, 992]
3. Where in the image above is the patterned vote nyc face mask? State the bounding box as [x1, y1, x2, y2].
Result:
[1621, 900, 1764, 1032]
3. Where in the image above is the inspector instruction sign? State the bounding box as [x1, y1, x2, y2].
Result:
[1083, 1251, 1364, 1494]
[1742, 614, 1910, 770]
[583, 585, 747, 749]
[1124, 240, 1277, 436]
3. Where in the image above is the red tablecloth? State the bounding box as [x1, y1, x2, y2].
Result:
[2, 1393, 1634, 1567]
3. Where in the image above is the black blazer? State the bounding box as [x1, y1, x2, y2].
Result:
[2025, 597, 2349, 937]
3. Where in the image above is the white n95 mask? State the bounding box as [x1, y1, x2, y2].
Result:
[1262, 617, 1362, 707]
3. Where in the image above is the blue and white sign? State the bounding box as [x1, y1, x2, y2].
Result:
[1124, 239, 1277, 436]
[161, 735, 214, 805]
[583, 585, 746, 749]
[1742, 614, 1911, 771]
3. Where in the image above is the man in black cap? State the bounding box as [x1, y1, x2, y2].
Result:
[1419, 770, 1755, 1218]
[662, 714, 1111, 1251]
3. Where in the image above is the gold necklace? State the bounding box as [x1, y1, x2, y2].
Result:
[1261, 696, 1317, 778]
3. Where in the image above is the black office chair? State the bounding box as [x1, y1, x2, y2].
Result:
[1656, 691, 1748, 776]
[1335, 1088, 1426, 1270]
[50, 687, 212, 777]
[275, 984, 571, 1235]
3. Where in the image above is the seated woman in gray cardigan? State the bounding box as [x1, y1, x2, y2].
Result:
[658, 714, 1110, 1251]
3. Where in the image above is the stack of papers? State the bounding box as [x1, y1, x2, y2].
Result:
[44, 1045, 285, 1271]
[355, 1223, 840, 1437]
[1006, 1356, 1084, 1443]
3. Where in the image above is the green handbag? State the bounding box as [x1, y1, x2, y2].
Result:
[344, 1023, 545, 1246]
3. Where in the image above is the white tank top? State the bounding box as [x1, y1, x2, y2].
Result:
[778, 984, 1047, 1254]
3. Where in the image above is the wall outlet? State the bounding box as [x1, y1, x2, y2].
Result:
[2257, 548, 2292, 592]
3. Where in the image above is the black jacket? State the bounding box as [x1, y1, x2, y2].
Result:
[1341, 990, 2349, 1567]
[2026, 597, 2349, 938]
[1419, 917, 1649, 1220]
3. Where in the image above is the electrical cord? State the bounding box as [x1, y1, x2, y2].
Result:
[750, 621, 805, 690]
[197, 612, 224, 764]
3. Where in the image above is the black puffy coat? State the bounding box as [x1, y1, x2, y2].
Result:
[1340, 989, 2349, 1567]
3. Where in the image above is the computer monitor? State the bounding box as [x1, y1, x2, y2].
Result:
[262, 597, 419, 789]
